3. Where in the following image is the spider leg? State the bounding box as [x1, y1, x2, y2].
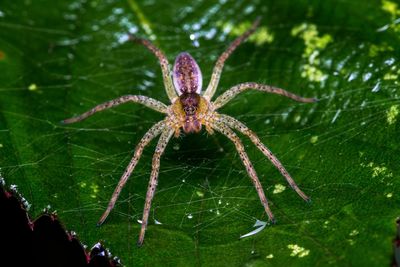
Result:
[211, 122, 275, 222]
[97, 120, 166, 226]
[213, 82, 317, 110]
[218, 114, 310, 202]
[137, 129, 174, 246]
[61, 95, 168, 124]
[203, 17, 261, 101]
[129, 35, 178, 103]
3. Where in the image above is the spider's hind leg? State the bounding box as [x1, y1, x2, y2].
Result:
[97, 121, 166, 226]
[137, 129, 174, 246]
[218, 114, 310, 202]
[211, 122, 275, 222]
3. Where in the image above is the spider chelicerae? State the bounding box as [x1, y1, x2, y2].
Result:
[62, 18, 316, 246]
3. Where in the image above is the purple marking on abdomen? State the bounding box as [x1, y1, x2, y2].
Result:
[173, 52, 203, 95]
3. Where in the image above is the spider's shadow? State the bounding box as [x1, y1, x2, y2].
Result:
[168, 131, 224, 167]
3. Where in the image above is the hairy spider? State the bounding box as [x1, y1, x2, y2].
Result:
[62, 18, 316, 246]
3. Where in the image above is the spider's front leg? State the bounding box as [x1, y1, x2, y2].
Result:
[128, 35, 178, 103]
[213, 82, 317, 110]
[203, 17, 261, 100]
[62, 95, 168, 124]
[211, 122, 275, 222]
[137, 129, 174, 246]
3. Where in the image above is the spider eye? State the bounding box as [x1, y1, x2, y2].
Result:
[183, 106, 197, 115]
[173, 52, 203, 95]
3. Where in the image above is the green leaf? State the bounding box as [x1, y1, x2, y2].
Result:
[0, 0, 399, 266]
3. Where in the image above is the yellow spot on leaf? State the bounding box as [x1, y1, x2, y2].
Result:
[382, 0, 400, 18]
[369, 43, 394, 57]
[363, 162, 393, 178]
[287, 244, 310, 257]
[294, 114, 301, 123]
[384, 73, 398, 80]
[310, 135, 319, 144]
[349, 229, 359, 236]
[196, 191, 205, 197]
[291, 23, 333, 82]
[291, 24, 332, 53]
[266, 254, 274, 259]
[249, 27, 274, 45]
[273, 184, 286, 194]
[301, 65, 326, 82]
[372, 165, 388, 177]
[381, 0, 400, 32]
[386, 105, 399, 124]
[217, 20, 274, 46]
[90, 183, 99, 198]
[28, 83, 38, 91]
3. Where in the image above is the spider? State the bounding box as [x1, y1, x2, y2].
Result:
[62, 17, 316, 246]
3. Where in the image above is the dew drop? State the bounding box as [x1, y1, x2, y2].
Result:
[173, 143, 180, 150]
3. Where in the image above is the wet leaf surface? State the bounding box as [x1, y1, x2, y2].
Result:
[0, 0, 399, 266]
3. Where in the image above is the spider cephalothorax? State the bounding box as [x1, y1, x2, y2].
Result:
[62, 17, 317, 246]
[178, 92, 202, 133]
[170, 90, 211, 135]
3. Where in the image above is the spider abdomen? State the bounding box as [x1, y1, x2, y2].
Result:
[173, 52, 203, 95]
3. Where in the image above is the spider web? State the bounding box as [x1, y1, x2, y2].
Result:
[0, 0, 399, 266]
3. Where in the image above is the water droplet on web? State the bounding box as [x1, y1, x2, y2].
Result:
[363, 72, 372, 81]
[273, 184, 286, 194]
[196, 191, 204, 197]
[371, 81, 380, 92]
[310, 136, 319, 144]
[28, 83, 37, 91]
[349, 229, 359, 236]
[173, 143, 180, 150]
